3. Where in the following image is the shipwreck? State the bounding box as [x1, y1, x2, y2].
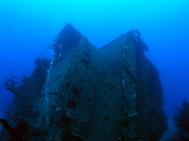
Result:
[2, 24, 167, 141]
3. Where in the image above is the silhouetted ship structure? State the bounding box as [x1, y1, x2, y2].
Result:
[2, 24, 167, 141]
